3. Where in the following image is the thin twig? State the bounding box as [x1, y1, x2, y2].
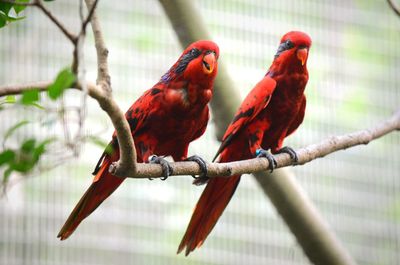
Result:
[72, 0, 99, 73]
[0, 81, 53, 96]
[80, 0, 99, 35]
[34, 0, 78, 44]
[388, 0, 400, 17]
[0, 80, 97, 96]
[79, 0, 84, 22]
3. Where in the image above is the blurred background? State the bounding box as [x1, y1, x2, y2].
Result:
[0, 0, 399, 264]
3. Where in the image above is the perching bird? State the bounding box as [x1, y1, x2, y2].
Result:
[58, 40, 219, 240]
[178, 31, 312, 255]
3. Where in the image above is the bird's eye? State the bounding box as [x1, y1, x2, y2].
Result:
[285, 40, 294, 49]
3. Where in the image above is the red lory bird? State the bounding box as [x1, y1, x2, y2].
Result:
[178, 31, 312, 255]
[57, 40, 219, 240]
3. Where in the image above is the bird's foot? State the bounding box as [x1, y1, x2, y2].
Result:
[148, 155, 173, 180]
[185, 155, 209, 186]
[255, 148, 278, 172]
[275, 146, 298, 164]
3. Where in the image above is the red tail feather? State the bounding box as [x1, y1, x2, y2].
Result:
[177, 175, 241, 255]
[57, 153, 124, 240]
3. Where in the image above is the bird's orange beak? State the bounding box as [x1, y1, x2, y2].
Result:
[296, 48, 308, 66]
[202, 52, 216, 74]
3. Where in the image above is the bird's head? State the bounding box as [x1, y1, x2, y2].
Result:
[161, 40, 219, 85]
[273, 31, 312, 69]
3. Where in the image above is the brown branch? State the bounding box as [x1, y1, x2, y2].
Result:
[388, 0, 400, 17]
[33, 0, 78, 44]
[126, 109, 400, 178]
[80, 0, 99, 35]
[0, 81, 53, 97]
[0, 80, 102, 98]
[83, 0, 137, 177]
[84, 0, 110, 88]
[2, 81, 398, 180]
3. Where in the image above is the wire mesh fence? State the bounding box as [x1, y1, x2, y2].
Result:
[0, 0, 399, 264]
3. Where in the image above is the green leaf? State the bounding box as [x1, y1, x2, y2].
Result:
[13, 5, 26, 15]
[3, 120, 30, 145]
[21, 139, 36, 153]
[13, 0, 30, 15]
[87, 136, 114, 155]
[0, 95, 17, 106]
[5, 15, 25, 22]
[0, 150, 15, 167]
[0, 3, 13, 15]
[25, 102, 45, 110]
[48, 68, 76, 100]
[2, 167, 13, 187]
[0, 2, 26, 28]
[5, 95, 16, 103]
[0, 12, 7, 28]
[10, 160, 33, 173]
[32, 138, 54, 161]
[21, 89, 39, 105]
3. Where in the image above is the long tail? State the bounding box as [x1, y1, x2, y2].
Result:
[177, 174, 241, 255]
[57, 153, 124, 240]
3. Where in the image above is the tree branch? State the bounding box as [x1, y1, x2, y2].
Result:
[388, 0, 400, 17]
[126, 109, 400, 178]
[2, 81, 398, 180]
[33, 0, 78, 44]
[0, 80, 105, 99]
[80, 0, 99, 35]
[83, 0, 137, 177]
[0, 81, 53, 97]
[84, 0, 110, 88]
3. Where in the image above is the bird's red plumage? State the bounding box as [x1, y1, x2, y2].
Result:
[178, 31, 312, 255]
[57, 40, 219, 240]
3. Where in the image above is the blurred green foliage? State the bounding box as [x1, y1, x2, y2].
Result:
[47, 68, 76, 100]
[0, 0, 28, 28]
[0, 67, 76, 188]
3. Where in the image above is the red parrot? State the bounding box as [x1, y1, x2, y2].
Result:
[57, 40, 219, 240]
[178, 31, 312, 255]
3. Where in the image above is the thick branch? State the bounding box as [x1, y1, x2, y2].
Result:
[126, 109, 400, 178]
[83, 0, 136, 176]
[84, 0, 110, 88]
[3, 81, 398, 180]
